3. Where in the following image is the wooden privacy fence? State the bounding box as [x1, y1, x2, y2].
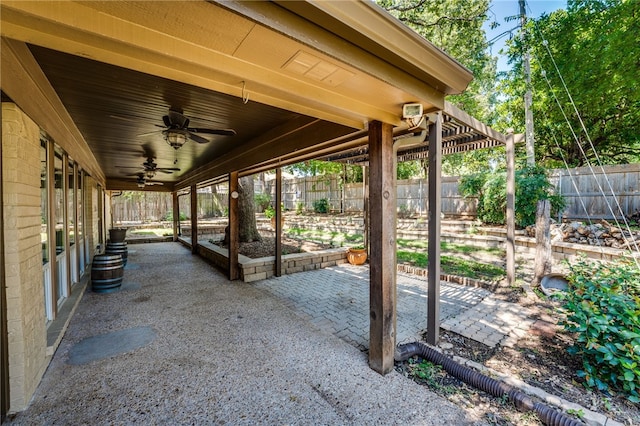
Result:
[550, 163, 640, 221]
[112, 164, 640, 222]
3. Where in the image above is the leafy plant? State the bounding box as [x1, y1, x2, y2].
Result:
[560, 257, 640, 402]
[406, 358, 457, 395]
[459, 165, 566, 227]
[254, 193, 271, 213]
[295, 202, 305, 215]
[264, 205, 275, 219]
[164, 211, 188, 221]
[313, 198, 329, 214]
[264, 202, 284, 219]
[566, 408, 584, 419]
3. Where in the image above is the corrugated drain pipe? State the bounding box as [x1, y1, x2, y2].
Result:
[395, 342, 583, 426]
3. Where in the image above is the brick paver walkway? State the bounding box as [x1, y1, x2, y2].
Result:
[253, 264, 533, 350]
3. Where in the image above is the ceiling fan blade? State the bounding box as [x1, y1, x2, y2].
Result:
[157, 167, 180, 173]
[156, 169, 175, 174]
[187, 132, 212, 144]
[188, 127, 236, 136]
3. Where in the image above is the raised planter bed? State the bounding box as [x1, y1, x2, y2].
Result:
[196, 240, 348, 282]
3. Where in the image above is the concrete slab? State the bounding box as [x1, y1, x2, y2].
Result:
[6, 242, 483, 425]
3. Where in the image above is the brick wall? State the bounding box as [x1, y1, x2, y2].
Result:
[2, 103, 48, 411]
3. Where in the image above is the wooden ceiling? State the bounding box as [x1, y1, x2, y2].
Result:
[28, 45, 353, 191]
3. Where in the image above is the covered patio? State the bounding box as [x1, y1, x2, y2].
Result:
[5, 242, 480, 424]
[1, 0, 516, 416]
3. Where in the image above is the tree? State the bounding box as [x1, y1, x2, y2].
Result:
[397, 161, 422, 180]
[377, 0, 500, 171]
[237, 176, 261, 242]
[497, 0, 640, 166]
[459, 165, 565, 227]
[285, 160, 363, 182]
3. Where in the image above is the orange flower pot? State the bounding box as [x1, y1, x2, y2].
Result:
[347, 248, 367, 265]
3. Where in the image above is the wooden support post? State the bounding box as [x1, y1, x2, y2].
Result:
[228, 172, 240, 280]
[190, 184, 197, 254]
[506, 132, 516, 286]
[172, 191, 179, 242]
[368, 121, 396, 375]
[275, 168, 282, 277]
[427, 113, 442, 346]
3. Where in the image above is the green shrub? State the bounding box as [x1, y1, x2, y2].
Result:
[295, 202, 305, 215]
[560, 257, 640, 402]
[514, 165, 565, 226]
[459, 165, 565, 227]
[313, 198, 329, 213]
[254, 193, 271, 213]
[264, 205, 275, 219]
[164, 211, 188, 221]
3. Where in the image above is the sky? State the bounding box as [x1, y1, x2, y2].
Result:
[483, 0, 566, 71]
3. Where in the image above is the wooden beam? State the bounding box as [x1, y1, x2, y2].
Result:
[275, 168, 282, 277]
[178, 117, 344, 188]
[190, 185, 197, 254]
[506, 132, 516, 286]
[427, 112, 442, 346]
[228, 172, 240, 280]
[444, 101, 507, 144]
[368, 120, 396, 375]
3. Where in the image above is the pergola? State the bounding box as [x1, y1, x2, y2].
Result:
[1, 0, 518, 377]
[233, 101, 521, 349]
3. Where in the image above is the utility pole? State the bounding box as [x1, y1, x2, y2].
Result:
[520, 0, 551, 288]
[520, 0, 535, 165]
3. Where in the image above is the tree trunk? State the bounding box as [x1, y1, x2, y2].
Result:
[238, 175, 261, 242]
[532, 199, 551, 287]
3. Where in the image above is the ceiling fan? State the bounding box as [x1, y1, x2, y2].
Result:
[141, 108, 236, 150]
[118, 157, 180, 179]
[135, 173, 164, 189]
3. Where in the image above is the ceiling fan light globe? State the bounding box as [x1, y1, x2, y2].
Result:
[165, 131, 187, 150]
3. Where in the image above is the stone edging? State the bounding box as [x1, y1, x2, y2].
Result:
[396, 263, 501, 290]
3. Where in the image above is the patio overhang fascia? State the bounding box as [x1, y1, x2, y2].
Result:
[271, 0, 473, 96]
[0, 1, 472, 129]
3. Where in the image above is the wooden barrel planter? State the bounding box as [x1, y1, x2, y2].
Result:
[91, 254, 124, 293]
[105, 241, 128, 266]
